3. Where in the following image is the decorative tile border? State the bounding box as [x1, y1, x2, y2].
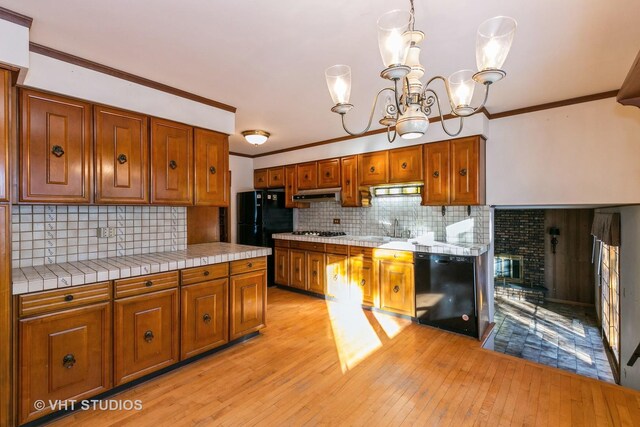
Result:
[12, 243, 271, 295]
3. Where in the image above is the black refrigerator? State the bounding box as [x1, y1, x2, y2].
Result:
[237, 190, 293, 286]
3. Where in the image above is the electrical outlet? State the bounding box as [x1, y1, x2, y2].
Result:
[333, 218, 341, 224]
[97, 227, 116, 238]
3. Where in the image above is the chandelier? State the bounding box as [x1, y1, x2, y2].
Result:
[324, 0, 517, 142]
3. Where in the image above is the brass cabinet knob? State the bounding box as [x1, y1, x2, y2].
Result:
[51, 145, 65, 157]
[433, 171, 440, 178]
[259, 177, 264, 182]
[346, 179, 350, 186]
[169, 160, 178, 169]
[117, 153, 128, 164]
[459, 168, 467, 176]
[401, 162, 407, 169]
[360, 279, 366, 286]
[62, 353, 76, 369]
[64, 294, 74, 302]
[210, 166, 217, 174]
[144, 330, 154, 343]
[333, 274, 338, 281]
[370, 166, 375, 173]
[393, 285, 400, 293]
[247, 262, 253, 268]
[203, 270, 210, 276]
[325, 172, 331, 177]
[203, 313, 212, 323]
[312, 271, 317, 276]
[145, 280, 153, 287]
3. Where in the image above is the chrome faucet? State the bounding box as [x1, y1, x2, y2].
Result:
[393, 218, 399, 238]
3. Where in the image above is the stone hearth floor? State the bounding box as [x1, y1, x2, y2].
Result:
[491, 295, 615, 383]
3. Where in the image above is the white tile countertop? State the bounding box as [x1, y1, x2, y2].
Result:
[12, 242, 271, 295]
[271, 233, 489, 257]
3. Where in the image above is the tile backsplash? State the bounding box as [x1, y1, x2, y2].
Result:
[296, 196, 490, 244]
[12, 205, 187, 268]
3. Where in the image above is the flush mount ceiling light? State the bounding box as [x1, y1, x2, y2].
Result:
[241, 130, 270, 146]
[325, 0, 517, 142]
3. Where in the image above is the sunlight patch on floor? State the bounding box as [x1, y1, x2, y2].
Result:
[372, 310, 411, 339]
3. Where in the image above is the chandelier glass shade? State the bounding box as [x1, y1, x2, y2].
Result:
[325, 2, 517, 142]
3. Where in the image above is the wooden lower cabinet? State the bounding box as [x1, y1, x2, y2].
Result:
[230, 270, 267, 340]
[274, 247, 289, 285]
[306, 251, 325, 294]
[181, 279, 229, 359]
[18, 302, 112, 424]
[114, 288, 179, 386]
[349, 256, 377, 307]
[378, 260, 415, 316]
[289, 249, 306, 289]
[325, 254, 349, 298]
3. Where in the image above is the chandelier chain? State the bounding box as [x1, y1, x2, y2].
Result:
[409, 0, 415, 31]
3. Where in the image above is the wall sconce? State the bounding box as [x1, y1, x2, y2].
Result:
[549, 227, 560, 254]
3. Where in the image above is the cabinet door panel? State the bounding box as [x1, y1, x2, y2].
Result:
[340, 156, 360, 207]
[379, 260, 414, 316]
[358, 151, 388, 185]
[19, 303, 111, 424]
[389, 145, 423, 183]
[274, 247, 289, 285]
[350, 256, 377, 307]
[289, 249, 306, 289]
[268, 167, 285, 188]
[297, 162, 318, 189]
[194, 128, 229, 206]
[181, 279, 229, 359]
[151, 118, 193, 205]
[20, 89, 92, 203]
[114, 288, 179, 385]
[254, 169, 268, 189]
[307, 251, 325, 294]
[317, 158, 341, 188]
[230, 270, 266, 339]
[423, 141, 450, 205]
[451, 136, 483, 205]
[326, 254, 349, 299]
[0, 70, 9, 202]
[95, 106, 149, 204]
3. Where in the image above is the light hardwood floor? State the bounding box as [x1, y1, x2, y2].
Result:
[50, 288, 640, 426]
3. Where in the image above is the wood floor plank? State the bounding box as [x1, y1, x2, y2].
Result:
[42, 288, 640, 427]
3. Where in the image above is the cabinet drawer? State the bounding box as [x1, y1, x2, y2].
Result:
[298, 241, 326, 252]
[349, 246, 373, 259]
[274, 239, 290, 248]
[230, 257, 267, 275]
[325, 243, 348, 255]
[18, 282, 111, 318]
[114, 272, 178, 299]
[181, 263, 229, 286]
[373, 249, 414, 263]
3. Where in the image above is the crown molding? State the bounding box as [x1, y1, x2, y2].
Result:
[29, 42, 237, 113]
[0, 7, 32, 28]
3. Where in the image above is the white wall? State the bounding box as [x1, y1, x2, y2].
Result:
[596, 205, 640, 390]
[23, 53, 235, 134]
[0, 19, 29, 72]
[229, 155, 255, 243]
[253, 114, 488, 169]
[487, 99, 640, 205]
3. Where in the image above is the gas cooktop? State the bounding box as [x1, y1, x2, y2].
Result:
[291, 231, 347, 237]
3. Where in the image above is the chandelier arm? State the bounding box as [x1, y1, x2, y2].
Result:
[425, 89, 464, 137]
[386, 126, 397, 143]
[393, 79, 406, 116]
[469, 83, 491, 114]
[340, 87, 396, 136]
[423, 75, 457, 114]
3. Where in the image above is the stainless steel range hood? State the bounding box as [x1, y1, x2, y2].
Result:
[293, 187, 341, 203]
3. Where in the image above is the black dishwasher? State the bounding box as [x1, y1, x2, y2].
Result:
[414, 252, 478, 338]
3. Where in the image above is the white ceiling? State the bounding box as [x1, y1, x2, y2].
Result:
[1, 0, 639, 155]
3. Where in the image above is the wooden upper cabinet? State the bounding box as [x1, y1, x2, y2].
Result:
[267, 167, 285, 188]
[254, 169, 268, 189]
[317, 158, 341, 188]
[94, 106, 149, 204]
[340, 155, 360, 207]
[450, 136, 485, 205]
[150, 117, 193, 205]
[422, 141, 451, 205]
[0, 70, 9, 202]
[194, 128, 229, 206]
[20, 89, 92, 203]
[297, 161, 317, 190]
[284, 165, 308, 209]
[359, 151, 388, 186]
[389, 145, 423, 183]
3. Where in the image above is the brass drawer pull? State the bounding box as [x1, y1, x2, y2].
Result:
[433, 171, 440, 178]
[393, 285, 400, 293]
[169, 160, 177, 169]
[203, 270, 210, 276]
[247, 262, 253, 268]
[144, 330, 154, 343]
[51, 145, 65, 157]
[401, 162, 407, 169]
[210, 166, 217, 174]
[203, 313, 212, 324]
[64, 294, 74, 302]
[459, 168, 467, 176]
[62, 353, 76, 369]
[145, 280, 153, 287]
[117, 153, 128, 164]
